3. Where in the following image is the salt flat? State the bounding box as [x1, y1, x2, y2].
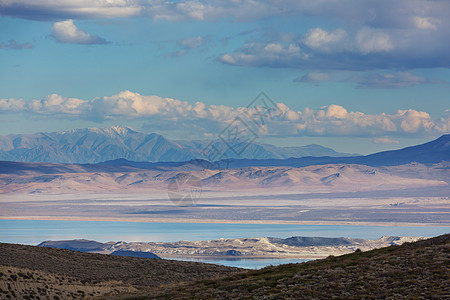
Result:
[0, 162, 448, 225]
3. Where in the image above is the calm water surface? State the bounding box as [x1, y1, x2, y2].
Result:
[168, 257, 311, 269]
[1, 220, 448, 269]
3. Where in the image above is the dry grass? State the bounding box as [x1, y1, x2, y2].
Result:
[1, 234, 449, 299]
[145, 233, 450, 299]
[0, 242, 240, 299]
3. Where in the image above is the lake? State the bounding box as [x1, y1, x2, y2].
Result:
[1, 219, 448, 269]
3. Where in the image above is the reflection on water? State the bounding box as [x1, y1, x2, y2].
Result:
[167, 257, 311, 269]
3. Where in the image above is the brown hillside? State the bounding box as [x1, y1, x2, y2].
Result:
[146, 233, 450, 299]
[0, 242, 240, 299]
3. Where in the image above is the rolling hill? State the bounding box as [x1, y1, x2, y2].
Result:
[1, 234, 448, 299]
[147, 233, 450, 299]
[0, 242, 239, 299]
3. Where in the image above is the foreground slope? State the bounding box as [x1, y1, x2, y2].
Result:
[147, 233, 450, 299]
[1, 235, 448, 299]
[0, 242, 239, 299]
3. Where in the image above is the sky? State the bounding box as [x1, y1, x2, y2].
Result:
[0, 0, 449, 154]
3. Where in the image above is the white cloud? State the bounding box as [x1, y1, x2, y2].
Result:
[51, 19, 109, 44]
[219, 42, 307, 67]
[398, 109, 434, 133]
[271, 105, 443, 137]
[412, 16, 440, 30]
[29, 94, 88, 114]
[304, 28, 347, 52]
[356, 27, 393, 54]
[0, 98, 25, 111]
[1, 91, 448, 138]
[372, 137, 399, 144]
[321, 104, 348, 119]
[220, 19, 450, 70]
[294, 72, 330, 85]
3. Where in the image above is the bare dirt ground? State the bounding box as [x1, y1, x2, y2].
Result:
[1, 187, 449, 226]
[0, 162, 448, 225]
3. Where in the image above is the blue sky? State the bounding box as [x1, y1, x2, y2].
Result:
[0, 0, 449, 154]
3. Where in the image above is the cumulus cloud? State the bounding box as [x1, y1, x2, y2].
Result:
[220, 26, 401, 70]
[303, 28, 347, 52]
[51, 19, 109, 44]
[1, 91, 448, 138]
[2, 0, 449, 70]
[0, 98, 25, 111]
[0, 40, 33, 50]
[294, 72, 330, 85]
[29, 94, 88, 114]
[219, 42, 307, 68]
[220, 21, 450, 70]
[270, 105, 445, 138]
[196, 1, 448, 71]
[397, 109, 434, 133]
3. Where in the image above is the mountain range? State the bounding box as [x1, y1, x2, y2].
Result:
[0, 134, 448, 195]
[0, 126, 355, 163]
[220, 134, 450, 168]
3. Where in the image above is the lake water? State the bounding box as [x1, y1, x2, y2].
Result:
[168, 257, 311, 269]
[1, 220, 448, 269]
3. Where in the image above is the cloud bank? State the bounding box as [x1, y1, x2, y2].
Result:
[1, 91, 448, 138]
[2, 0, 449, 72]
[0, 0, 142, 21]
[219, 24, 450, 70]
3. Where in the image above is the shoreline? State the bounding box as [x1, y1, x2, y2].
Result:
[162, 255, 319, 260]
[1, 216, 449, 227]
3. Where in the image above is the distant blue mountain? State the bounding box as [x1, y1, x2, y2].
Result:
[0, 135, 448, 174]
[0, 126, 355, 163]
[220, 134, 450, 168]
[37, 239, 160, 259]
[110, 250, 160, 259]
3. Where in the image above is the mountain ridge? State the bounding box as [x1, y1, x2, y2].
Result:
[221, 134, 450, 168]
[0, 126, 356, 163]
